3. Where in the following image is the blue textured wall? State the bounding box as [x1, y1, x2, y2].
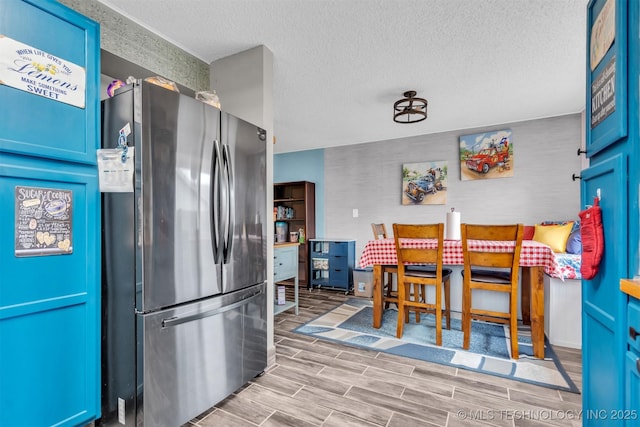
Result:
[274, 149, 325, 237]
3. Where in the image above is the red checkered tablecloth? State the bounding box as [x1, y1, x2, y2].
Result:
[359, 238, 562, 277]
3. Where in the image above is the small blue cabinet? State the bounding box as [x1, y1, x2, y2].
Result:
[309, 239, 355, 293]
[624, 352, 640, 425]
[622, 284, 640, 425]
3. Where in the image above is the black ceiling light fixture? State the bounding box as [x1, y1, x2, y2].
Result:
[393, 90, 428, 123]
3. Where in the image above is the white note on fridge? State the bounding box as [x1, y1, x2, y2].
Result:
[97, 147, 135, 192]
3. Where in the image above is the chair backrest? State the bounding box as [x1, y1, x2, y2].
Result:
[392, 223, 445, 273]
[371, 223, 388, 240]
[461, 224, 524, 271]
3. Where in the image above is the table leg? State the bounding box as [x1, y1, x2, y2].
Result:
[373, 264, 382, 328]
[294, 272, 299, 315]
[528, 266, 545, 359]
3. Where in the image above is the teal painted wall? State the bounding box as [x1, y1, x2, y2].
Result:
[274, 149, 325, 237]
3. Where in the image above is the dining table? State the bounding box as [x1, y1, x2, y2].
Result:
[359, 238, 563, 359]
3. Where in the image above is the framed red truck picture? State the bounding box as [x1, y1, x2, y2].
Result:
[459, 129, 514, 181]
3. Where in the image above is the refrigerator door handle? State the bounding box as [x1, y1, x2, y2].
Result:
[222, 144, 235, 263]
[212, 139, 223, 263]
[161, 288, 263, 328]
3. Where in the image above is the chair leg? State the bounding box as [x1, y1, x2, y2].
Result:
[396, 282, 406, 338]
[462, 282, 471, 350]
[405, 284, 412, 324]
[414, 284, 421, 323]
[444, 277, 451, 330]
[510, 290, 519, 359]
[435, 281, 442, 346]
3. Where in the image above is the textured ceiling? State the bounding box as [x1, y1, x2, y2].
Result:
[96, 0, 588, 154]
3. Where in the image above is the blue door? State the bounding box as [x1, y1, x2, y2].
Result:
[0, 1, 100, 425]
[581, 155, 628, 424]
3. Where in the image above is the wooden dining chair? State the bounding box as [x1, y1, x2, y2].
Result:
[371, 223, 387, 240]
[371, 223, 397, 309]
[393, 223, 452, 345]
[460, 223, 524, 359]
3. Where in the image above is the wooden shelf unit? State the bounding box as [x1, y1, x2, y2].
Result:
[274, 181, 315, 285]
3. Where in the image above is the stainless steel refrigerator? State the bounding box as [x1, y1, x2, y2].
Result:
[99, 80, 267, 426]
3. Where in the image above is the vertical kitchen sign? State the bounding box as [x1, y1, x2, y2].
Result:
[15, 186, 73, 256]
[586, 0, 627, 157]
[590, 55, 616, 128]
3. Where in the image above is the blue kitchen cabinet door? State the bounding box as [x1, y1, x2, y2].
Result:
[585, 0, 628, 157]
[581, 154, 628, 425]
[0, 0, 100, 165]
[0, 155, 100, 426]
[625, 351, 640, 426]
[0, 0, 101, 425]
[627, 298, 640, 425]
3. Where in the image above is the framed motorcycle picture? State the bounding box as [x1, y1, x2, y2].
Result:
[401, 161, 447, 205]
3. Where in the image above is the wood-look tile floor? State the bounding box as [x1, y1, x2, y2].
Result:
[187, 288, 583, 427]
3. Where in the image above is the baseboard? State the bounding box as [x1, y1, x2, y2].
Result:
[267, 344, 277, 369]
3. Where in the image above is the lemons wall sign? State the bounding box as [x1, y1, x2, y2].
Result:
[0, 35, 86, 108]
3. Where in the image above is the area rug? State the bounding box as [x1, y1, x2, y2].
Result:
[293, 298, 579, 393]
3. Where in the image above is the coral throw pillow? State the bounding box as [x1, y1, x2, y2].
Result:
[523, 225, 535, 240]
[532, 222, 574, 253]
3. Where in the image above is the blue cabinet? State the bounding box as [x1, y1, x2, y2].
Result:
[309, 239, 355, 293]
[621, 296, 640, 426]
[624, 351, 640, 425]
[0, 1, 101, 425]
[583, 0, 640, 423]
[624, 294, 640, 425]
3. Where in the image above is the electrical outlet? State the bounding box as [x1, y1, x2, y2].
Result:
[352, 208, 358, 218]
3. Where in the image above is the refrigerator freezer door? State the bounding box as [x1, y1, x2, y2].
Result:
[139, 82, 222, 311]
[220, 113, 267, 294]
[138, 282, 267, 427]
[102, 82, 223, 314]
